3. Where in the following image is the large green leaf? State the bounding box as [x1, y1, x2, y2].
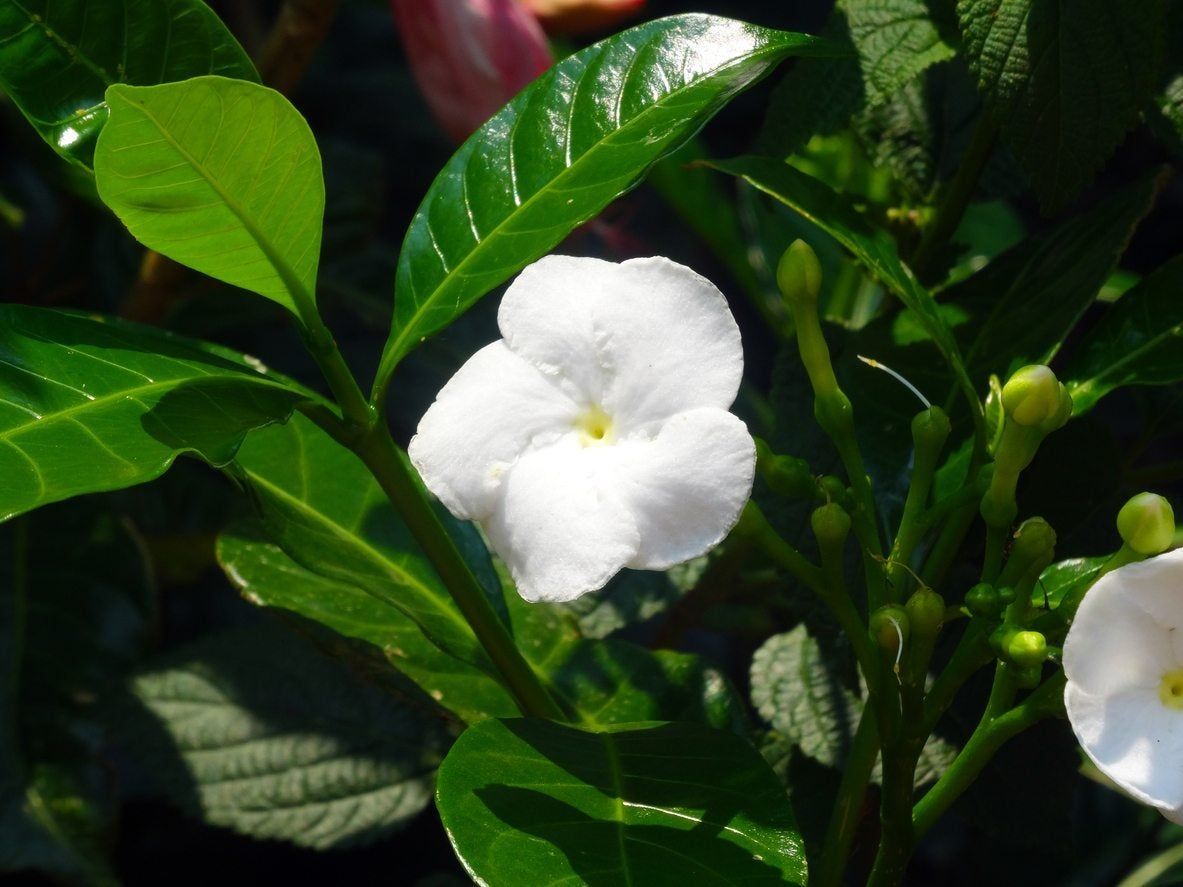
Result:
[957, 0, 1166, 212]
[219, 513, 744, 731]
[947, 171, 1163, 383]
[94, 77, 324, 317]
[707, 155, 982, 433]
[118, 624, 445, 849]
[0, 305, 304, 523]
[1065, 253, 1183, 413]
[374, 14, 836, 391]
[436, 718, 807, 886]
[228, 414, 505, 684]
[0, 0, 256, 167]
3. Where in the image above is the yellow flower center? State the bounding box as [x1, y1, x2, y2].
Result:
[575, 405, 614, 446]
[1160, 669, 1183, 710]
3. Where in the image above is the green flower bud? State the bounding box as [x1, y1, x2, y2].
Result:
[912, 406, 951, 454]
[818, 475, 848, 505]
[811, 502, 852, 547]
[756, 440, 816, 499]
[1005, 630, 1048, 668]
[777, 239, 822, 305]
[1037, 382, 1073, 434]
[870, 605, 910, 657]
[965, 583, 1001, 618]
[1117, 492, 1176, 555]
[989, 623, 1022, 656]
[1007, 517, 1057, 577]
[905, 587, 946, 636]
[1001, 365, 1063, 427]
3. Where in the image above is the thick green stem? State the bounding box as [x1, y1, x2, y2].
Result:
[867, 739, 920, 887]
[912, 673, 1065, 838]
[910, 114, 999, 283]
[815, 710, 880, 887]
[888, 409, 950, 596]
[353, 426, 565, 720]
[922, 620, 992, 733]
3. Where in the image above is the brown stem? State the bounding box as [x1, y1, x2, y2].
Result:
[257, 0, 343, 96]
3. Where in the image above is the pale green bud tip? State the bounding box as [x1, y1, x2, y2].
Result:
[905, 587, 945, 635]
[1011, 517, 1056, 561]
[777, 239, 822, 304]
[811, 502, 851, 545]
[1006, 630, 1048, 668]
[1117, 492, 1176, 555]
[1001, 365, 1063, 427]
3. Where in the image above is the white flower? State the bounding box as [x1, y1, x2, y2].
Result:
[408, 255, 756, 603]
[1064, 548, 1183, 821]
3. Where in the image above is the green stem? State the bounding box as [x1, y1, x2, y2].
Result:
[867, 738, 920, 887]
[910, 113, 999, 283]
[353, 426, 565, 720]
[1116, 841, 1183, 887]
[981, 523, 1006, 583]
[744, 503, 828, 597]
[300, 315, 374, 432]
[815, 710, 880, 887]
[912, 673, 1065, 838]
[922, 620, 992, 733]
[921, 501, 977, 588]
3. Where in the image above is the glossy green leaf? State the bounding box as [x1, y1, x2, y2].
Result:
[947, 171, 1163, 383]
[0, 305, 305, 523]
[374, 14, 836, 391]
[1065, 253, 1183, 413]
[0, 0, 256, 167]
[94, 77, 324, 317]
[957, 0, 1166, 212]
[219, 512, 743, 731]
[436, 718, 807, 886]
[1034, 556, 1107, 609]
[119, 624, 445, 849]
[228, 413, 505, 683]
[708, 155, 982, 432]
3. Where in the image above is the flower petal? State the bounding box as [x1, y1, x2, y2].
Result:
[1065, 684, 1183, 810]
[1117, 548, 1183, 633]
[408, 342, 579, 520]
[485, 439, 639, 602]
[1063, 562, 1174, 696]
[497, 255, 743, 424]
[613, 407, 755, 570]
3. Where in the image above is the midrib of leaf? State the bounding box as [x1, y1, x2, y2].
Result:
[1070, 320, 1183, 399]
[240, 469, 474, 639]
[381, 39, 793, 373]
[601, 732, 635, 887]
[110, 91, 316, 315]
[9, 0, 117, 88]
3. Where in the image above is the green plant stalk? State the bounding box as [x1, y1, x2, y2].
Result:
[353, 425, 566, 721]
[888, 427, 946, 594]
[1116, 841, 1183, 887]
[922, 620, 993, 732]
[815, 709, 880, 887]
[910, 113, 999, 282]
[912, 672, 1066, 838]
[867, 731, 922, 887]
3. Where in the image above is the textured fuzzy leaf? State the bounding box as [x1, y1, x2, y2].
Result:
[947, 171, 1163, 384]
[0, 0, 256, 167]
[0, 305, 304, 523]
[436, 719, 807, 886]
[957, 0, 1166, 211]
[1066, 253, 1183, 413]
[94, 77, 324, 316]
[374, 14, 835, 390]
[121, 625, 445, 849]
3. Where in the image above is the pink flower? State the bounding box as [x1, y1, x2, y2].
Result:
[391, 0, 553, 141]
[521, 0, 645, 35]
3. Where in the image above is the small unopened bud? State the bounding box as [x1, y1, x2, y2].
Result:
[777, 239, 822, 305]
[965, 583, 1001, 618]
[912, 406, 951, 454]
[811, 502, 852, 547]
[989, 623, 1022, 656]
[818, 475, 848, 505]
[1009, 517, 1057, 574]
[905, 587, 945, 636]
[756, 440, 815, 499]
[1002, 365, 1063, 427]
[1117, 492, 1176, 555]
[1006, 630, 1048, 668]
[870, 605, 909, 657]
[1038, 382, 1073, 433]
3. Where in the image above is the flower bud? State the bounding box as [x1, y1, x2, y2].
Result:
[1001, 365, 1063, 427]
[870, 605, 909, 657]
[905, 587, 945, 636]
[1008, 517, 1057, 576]
[1117, 492, 1176, 556]
[818, 475, 848, 505]
[777, 240, 822, 305]
[965, 583, 1000, 618]
[989, 623, 1022, 656]
[811, 502, 852, 548]
[756, 440, 815, 499]
[1006, 630, 1048, 668]
[1037, 382, 1073, 433]
[912, 406, 951, 455]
